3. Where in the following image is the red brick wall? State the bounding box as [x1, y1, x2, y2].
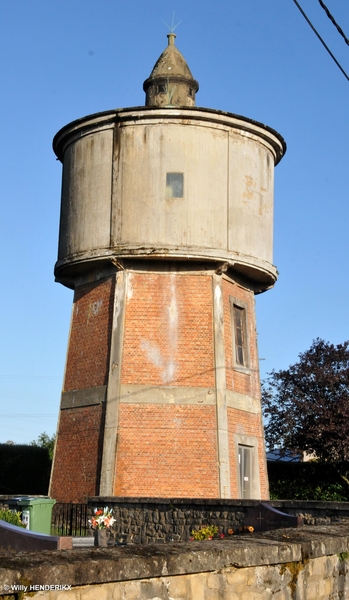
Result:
[114, 404, 219, 497]
[51, 269, 268, 502]
[51, 276, 114, 502]
[50, 404, 104, 502]
[115, 272, 218, 497]
[64, 277, 114, 391]
[121, 272, 215, 387]
[227, 407, 269, 499]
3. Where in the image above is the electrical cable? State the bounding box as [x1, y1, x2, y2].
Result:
[291, 0, 349, 82]
[317, 0, 349, 47]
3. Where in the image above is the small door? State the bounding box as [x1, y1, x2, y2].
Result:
[238, 445, 252, 499]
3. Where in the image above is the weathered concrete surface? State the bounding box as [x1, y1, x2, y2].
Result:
[60, 385, 107, 409]
[1, 526, 349, 599]
[53, 107, 285, 291]
[0, 535, 301, 588]
[0, 519, 72, 552]
[0, 525, 348, 583]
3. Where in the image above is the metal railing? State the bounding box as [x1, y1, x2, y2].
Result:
[52, 503, 90, 537]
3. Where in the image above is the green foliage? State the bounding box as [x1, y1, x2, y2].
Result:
[0, 509, 26, 528]
[30, 432, 56, 460]
[338, 552, 349, 561]
[191, 525, 218, 540]
[268, 461, 349, 501]
[0, 444, 51, 495]
[263, 339, 349, 465]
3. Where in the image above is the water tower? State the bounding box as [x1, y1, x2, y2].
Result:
[50, 33, 285, 502]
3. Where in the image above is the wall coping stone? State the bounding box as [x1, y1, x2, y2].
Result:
[88, 496, 349, 510]
[1, 524, 349, 592]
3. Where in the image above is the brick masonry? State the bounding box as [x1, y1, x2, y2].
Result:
[50, 404, 105, 502]
[50, 277, 114, 502]
[50, 267, 268, 502]
[64, 277, 115, 391]
[114, 404, 219, 497]
[121, 271, 215, 387]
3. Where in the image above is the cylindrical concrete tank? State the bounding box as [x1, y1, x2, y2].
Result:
[53, 107, 285, 292]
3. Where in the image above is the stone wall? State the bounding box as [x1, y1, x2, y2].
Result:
[86, 497, 349, 544]
[1, 525, 349, 600]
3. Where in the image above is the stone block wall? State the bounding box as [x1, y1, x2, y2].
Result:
[86, 497, 349, 545]
[2, 525, 349, 600]
[88, 497, 247, 544]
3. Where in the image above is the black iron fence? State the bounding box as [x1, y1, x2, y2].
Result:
[52, 503, 90, 536]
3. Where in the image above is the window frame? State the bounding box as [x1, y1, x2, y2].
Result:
[234, 434, 261, 499]
[229, 296, 250, 372]
[165, 172, 184, 198]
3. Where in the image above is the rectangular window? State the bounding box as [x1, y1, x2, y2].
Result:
[235, 434, 261, 499]
[166, 172, 184, 198]
[229, 296, 250, 369]
[238, 445, 252, 499]
[233, 305, 246, 366]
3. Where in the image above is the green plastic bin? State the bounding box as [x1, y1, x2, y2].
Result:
[8, 497, 56, 534]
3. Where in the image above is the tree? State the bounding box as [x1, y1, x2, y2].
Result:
[262, 338, 349, 472]
[30, 431, 56, 460]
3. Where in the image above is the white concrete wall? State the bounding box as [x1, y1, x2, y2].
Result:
[59, 128, 113, 259]
[54, 108, 284, 289]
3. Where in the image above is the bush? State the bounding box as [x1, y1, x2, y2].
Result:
[0, 508, 26, 528]
[267, 461, 349, 501]
[0, 444, 51, 495]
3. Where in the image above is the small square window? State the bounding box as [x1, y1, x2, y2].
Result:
[166, 173, 184, 198]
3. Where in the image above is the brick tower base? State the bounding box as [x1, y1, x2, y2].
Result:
[50, 263, 269, 503]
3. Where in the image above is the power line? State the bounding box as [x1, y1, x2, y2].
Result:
[291, 0, 349, 82]
[317, 0, 349, 47]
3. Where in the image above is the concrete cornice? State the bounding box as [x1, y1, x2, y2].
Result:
[53, 106, 286, 165]
[54, 248, 277, 292]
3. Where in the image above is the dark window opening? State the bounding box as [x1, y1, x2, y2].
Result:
[233, 305, 246, 366]
[166, 172, 184, 198]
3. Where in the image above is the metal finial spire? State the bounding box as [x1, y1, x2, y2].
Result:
[164, 11, 181, 33]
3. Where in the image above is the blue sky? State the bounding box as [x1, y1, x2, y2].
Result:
[0, 0, 348, 443]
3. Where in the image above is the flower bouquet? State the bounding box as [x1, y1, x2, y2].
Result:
[89, 507, 115, 547]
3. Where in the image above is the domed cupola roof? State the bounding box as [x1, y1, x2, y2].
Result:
[143, 33, 199, 108]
